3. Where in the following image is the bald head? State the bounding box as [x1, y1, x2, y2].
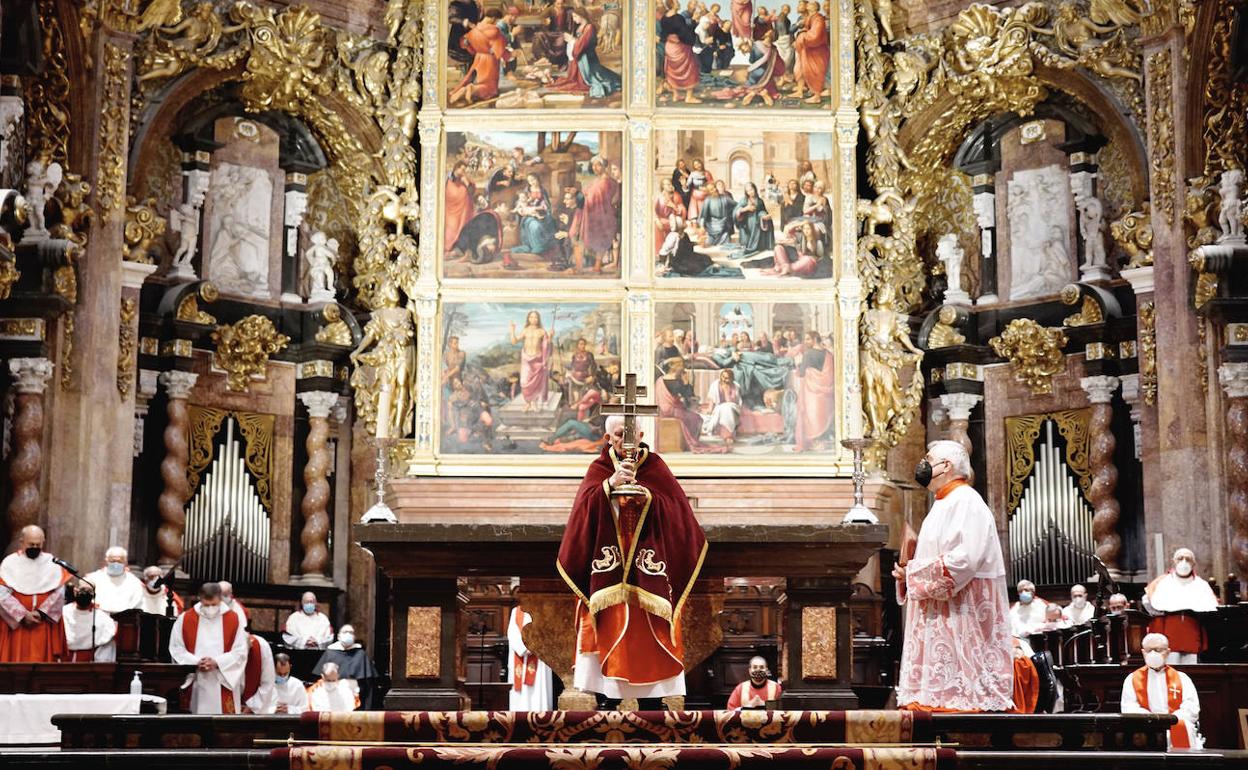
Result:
[18, 526, 45, 559]
[747, 655, 769, 682]
[1171, 548, 1196, 577]
[1107, 592, 1128, 612]
[322, 661, 340, 681]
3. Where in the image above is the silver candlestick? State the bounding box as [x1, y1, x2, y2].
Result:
[360, 435, 398, 523]
[840, 437, 878, 524]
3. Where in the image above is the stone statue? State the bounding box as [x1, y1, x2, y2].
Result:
[23, 158, 62, 237]
[1075, 192, 1109, 272]
[349, 305, 415, 439]
[305, 230, 339, 302]
[206, 162, 272, 298]
[1218, 168, 1244, 241]
[168, 202, 201, 277]
[936, 234, 969, 304]
[972, 192, 995, 256]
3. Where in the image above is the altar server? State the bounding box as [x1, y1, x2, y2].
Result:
[1008, 579, 1050, 639]
[1120, 633, 1204, 749]
[138, 565, 184, 615]
[893, 441, 1014, 711]
[0, 525, 71, 662]
[1142, 547, 1219, 663]
[273, 653, 310, 714]
[1062, 584, 1095, 626]
[169, 582, 249, 714]
[307, 661, 359, 712]
[62, 584, 117, 662]
[727, 655, 782, 710]
[507, 604, 553, 710]
[283, 592, 334, 649]
[83, 547, 144, 614]
[241, 631, 276, 714]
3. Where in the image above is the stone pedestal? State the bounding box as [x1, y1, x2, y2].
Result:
[5, 358, 53, 545]
[358, 477, 886, 710]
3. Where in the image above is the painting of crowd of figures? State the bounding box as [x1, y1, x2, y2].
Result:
[433, 0, 847, 471]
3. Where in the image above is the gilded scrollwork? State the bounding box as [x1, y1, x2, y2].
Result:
[98, 42, 130, 215]
[989, 318, 1069, 395]
[176, 283, 219, 325]
[1110, 209, 1153, 267]
[123, 197, 166, 264]
[23, 0, 71, 169]
[210, 314, 290, 392]
[1147, 49, 1175, 226]
[117, 297, 138, 397]
[1138, 301, 1157, 405]
[928, 305, 966, 348]
[1061, 285, 1104, 327]
[315, 303, 353, 347]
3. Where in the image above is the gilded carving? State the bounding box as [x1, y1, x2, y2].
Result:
[1147, 49, 1175, 226]
[123, 197, 166, 264]
[1201, 0, 1248, 177]
[210, 314, 290, 392]
[117, 297, 138, 397]
[1061, 285, 1104, 327]
[1110, 209, 1153, 267]
[49, 173, 93, 248]
[928, 306, 966, 349]
[989, 318, 1069, 395]
[187, 405, 276, 511]
[860, 283, 924, 461]
[98, 43, 130, 214]
[350, 306, 415, 438]
[23, 0, 71, 168]
[59, 313, 75, 391]
[406, 606, 441, 679]
[801, 606, 837, 679]
[0, 258, 20, 301]
[176, 283, 218, 325]
[315, 303, 353, 346]
[1138, 301, 1157, 405]
[1005, 408, 1092, 513]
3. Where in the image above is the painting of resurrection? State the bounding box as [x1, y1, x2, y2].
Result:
[653, 129, 835, 279]
[440, 301, 623, 454]
[652, 300, 836, 454]
[443, 130, 624, 278]
[655, 0, 831, 108]
[446, 0, 624, 109]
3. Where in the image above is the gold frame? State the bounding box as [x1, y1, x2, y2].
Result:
[416, 0, 860, 477]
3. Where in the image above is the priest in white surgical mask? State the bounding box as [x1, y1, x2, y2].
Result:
[1120, 633, 1203, 750]
[1142, 548, 1219, 664]
[1062, 584, 1095, 626]
[83, 547, 145, 615]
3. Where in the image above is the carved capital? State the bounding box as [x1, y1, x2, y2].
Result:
[158, 370, 199, 400]
[299, 390, 339, 419]
[938, 392, 982, 422]
[284, 189, 309, 228]
[8, 358, 53, 394]
[1118, 373, 1141, 405]
[1080, 375, 1121, 404]
[137, 369, 160, 401]
[1220, 363, 1248, 399]
[183, 169, 210, 209]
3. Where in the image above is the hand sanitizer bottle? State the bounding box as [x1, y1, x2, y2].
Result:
[130, 671, 143, 696]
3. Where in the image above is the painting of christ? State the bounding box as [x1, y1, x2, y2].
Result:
[443, 130, 623, 279]
[655, 0, 830, 109]
[440, 301, 622, 454]
[653, 301, 836, 455]
[444, 0, 624, 109]
[653, 129, 835, 280]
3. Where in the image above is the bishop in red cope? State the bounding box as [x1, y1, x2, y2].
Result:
[557, 414, 707, 707]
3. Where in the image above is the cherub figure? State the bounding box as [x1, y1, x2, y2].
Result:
[23, 158, 62, 235]
[305, 230, 339, 300]
[168, 202, 201, 274]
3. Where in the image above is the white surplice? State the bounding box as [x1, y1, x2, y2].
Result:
[1120, 666, 1204, 750]
[139, 587, 176, 615]
[63, 605, 117, 661]
[307, 679, 359, 712]
[168, 603, 249, 714]
[274, 676, 310, 714]
[1062, 602, 1096, 626]
[1143, 573, 1219, 613]
[83, 569, 145, 614]
[1008, 599, 1051, 638]
[282, 611, 333, 649]
[896, 482, 1014, 711]
[244, 634, 276, 714]
[507, 607, 553, 711]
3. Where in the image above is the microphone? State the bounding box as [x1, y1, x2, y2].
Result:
[51, 556, 81, 575]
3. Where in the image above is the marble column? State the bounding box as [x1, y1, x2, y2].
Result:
[156, 371, 197, 567]
[5, 358, 53, 544]
[296, 390, 337, 584]
[939, 392, 981, 456]
[1219, 363, 1248, 582]
[1081, 375, 1122, 573]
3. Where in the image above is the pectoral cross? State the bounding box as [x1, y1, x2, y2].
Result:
[602, 373, 659, 453]
[601, 373, 659, 497]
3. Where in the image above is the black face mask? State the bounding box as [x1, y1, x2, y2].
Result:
[74, 595, 93, 609]
[914, 459, 933, 488]
[24, 547, 41, 560]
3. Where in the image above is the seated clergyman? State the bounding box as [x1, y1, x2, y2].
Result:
[1120, 633, 1203, 750]
[726, 655, 782, 710]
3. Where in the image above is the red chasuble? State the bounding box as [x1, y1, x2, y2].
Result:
[558, 444, 707, 686]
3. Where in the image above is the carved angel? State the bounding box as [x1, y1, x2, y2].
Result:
[304, 230, 339, 298]
[138, 2, 227, 83]
[24, 159, 62, 234]
[135, 0, 184, 32]
[861, 281, 923, 442]
[349, 305, 415, 439]
[888, 47, 932, 99]
[1089, 0, 1145, 27]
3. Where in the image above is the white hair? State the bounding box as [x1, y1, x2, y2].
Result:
[1141, 632, 1170, 650]
[926, 440, 972, 479]
[322, 661, 339, 674]
[1070, 584, 1086, 595]
[1108, 592, 1128, 603]
[1016, 579, 1035, 591]
[105, 546, 127, 560]
[604, 415, 625, 434]
[1172, 547, 1195, 561]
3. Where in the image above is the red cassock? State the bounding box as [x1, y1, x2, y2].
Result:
[558, 445, 707, 693]
[793, 13, 829, 93]
[0, 552, 71, 662]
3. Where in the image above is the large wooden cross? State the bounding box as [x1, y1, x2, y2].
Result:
[601, 372, 658, 453]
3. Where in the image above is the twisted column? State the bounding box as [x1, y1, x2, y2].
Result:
[156, 371, 198, 566]
[1080, 375, 1121, 572]
[938, 392, 982, 457]
[297, 391, 337, 581]
[1220, 364, 1248, 582]
[6, 358, 53, 544]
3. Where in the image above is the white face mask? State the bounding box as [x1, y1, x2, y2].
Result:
[1071, 597, 1087, 609]
[199, 604, 222, 620]
[1174, 561, 1193, 577]
[338, 632, 355, 647]
[105, 563, 125, 577]
[1144, 650, 1167, 670]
